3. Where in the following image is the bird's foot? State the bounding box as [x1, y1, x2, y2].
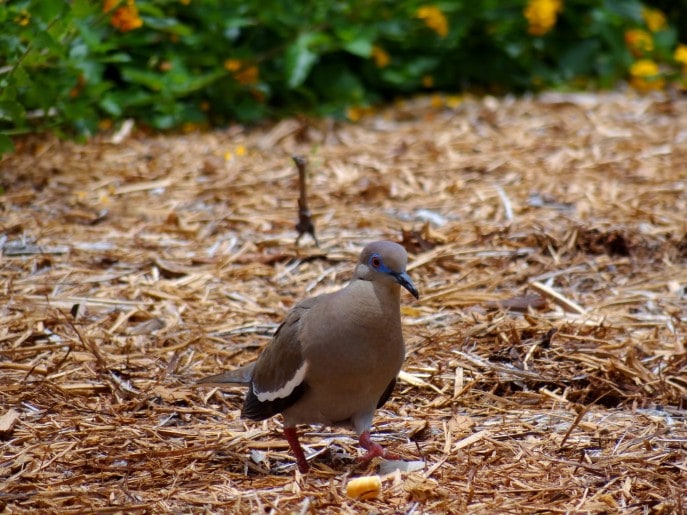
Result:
[357, 431, 399, 463]
[284, 427, 310, 473]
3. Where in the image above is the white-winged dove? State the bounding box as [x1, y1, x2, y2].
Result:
[198, 241, 419, 473]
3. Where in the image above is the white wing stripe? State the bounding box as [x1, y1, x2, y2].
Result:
[254, 362, 308, 402]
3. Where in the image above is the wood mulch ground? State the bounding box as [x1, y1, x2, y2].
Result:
[1, 91, 686, 514]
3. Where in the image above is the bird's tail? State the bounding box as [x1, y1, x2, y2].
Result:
[196, 363, 255, 386]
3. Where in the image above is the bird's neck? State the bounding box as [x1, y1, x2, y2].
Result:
[348, 278, 401, 319]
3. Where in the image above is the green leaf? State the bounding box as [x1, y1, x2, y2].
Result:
[71, 0, 97, 18]
[143, 17, 193, 36]
[32, 30, 65, 57]
[0, 100, 26, 123]
[285, 32, 330, 88]
[99, 95, 122, 117]
[559, 39, 600, 79]
[1, 83, 19, 101]
[31, 0, 68, 25]
[336, 26, 375, 57]
[122, 68, 165, 91]
[169, 70, 225, 96]
[0, 134, 14, 157]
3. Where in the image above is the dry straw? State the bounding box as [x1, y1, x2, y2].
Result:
[1, 91, 685, 513]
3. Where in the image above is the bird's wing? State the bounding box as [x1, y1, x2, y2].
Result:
[376, 377, 396, 409]
[241, 297, 318, 421]
[196, 362, 255, 386]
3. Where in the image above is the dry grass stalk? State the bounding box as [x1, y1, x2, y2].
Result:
[1, 91, 686, 512]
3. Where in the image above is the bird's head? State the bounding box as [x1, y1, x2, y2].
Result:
[355, 241, 419, 299]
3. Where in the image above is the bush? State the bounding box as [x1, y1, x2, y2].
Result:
[0, 0, 685, 156]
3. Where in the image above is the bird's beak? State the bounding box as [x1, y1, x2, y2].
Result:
[393, 271, 419, 299]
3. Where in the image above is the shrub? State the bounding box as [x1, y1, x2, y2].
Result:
[0, 0, 685, 156]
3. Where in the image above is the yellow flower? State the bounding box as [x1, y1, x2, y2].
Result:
[430, 94, 443, 108]
[109, 0, 143, 32]
[224, 59, 259, 85]
[674, 44, 687, 65]
[15, 10, 30, 26]
[642, 7, 666, 33]
[524, 0, 562, 36]
[630, 59, 660, 77]
[624, 29, 654, 56]
[445, 95, 462, 108]
[371, 45, 390, 68]
[182, 122, 199, 133]
[416, 6, 449, 38]
[346, 105, 374, 122]
[346, 106, 364, 122]
[629, 59, 665, 92]
[103, 0, 117, 12]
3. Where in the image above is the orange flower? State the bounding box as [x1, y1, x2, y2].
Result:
[103, 0, 117, 12]
[629, 59, 664, 92]
[109, 0, 143, 32]
[371, 45, 390, 68]
[346, 105, 374, 122]
[69, 74, 86, 98]
[625, 29, 653, 56]
[416, 6, 449, 38]
[224, 59, 259, 85]
[430, 94, 443, 108]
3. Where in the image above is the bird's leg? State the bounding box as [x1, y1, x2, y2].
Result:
[284, 426, 309, 473]
[358, 431, 399, 463]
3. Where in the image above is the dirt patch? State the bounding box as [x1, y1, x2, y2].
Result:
[1, 91, 686, 513]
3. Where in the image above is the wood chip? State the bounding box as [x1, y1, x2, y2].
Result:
[1, 91, 686, 512]
[0, 409, 20, 435]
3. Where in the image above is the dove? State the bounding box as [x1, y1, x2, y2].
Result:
[199, 240, 419, 473]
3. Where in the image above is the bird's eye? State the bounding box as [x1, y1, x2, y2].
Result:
[370, 255, 381, 268]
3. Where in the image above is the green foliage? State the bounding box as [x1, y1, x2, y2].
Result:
[0, 0, 685, 156]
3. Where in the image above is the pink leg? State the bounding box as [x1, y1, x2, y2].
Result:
[284, 426, 309, 473]
[358, 431, 399, 463]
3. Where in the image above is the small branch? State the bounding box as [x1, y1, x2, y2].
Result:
[292, 155, 318, 246]
[529, 280, 586, 315]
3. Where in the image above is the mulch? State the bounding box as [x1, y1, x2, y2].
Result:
[1, 90, 686, 513]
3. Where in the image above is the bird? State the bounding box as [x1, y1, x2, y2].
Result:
[198, 240, 419, 473]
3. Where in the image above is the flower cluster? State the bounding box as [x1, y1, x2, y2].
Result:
[629, 59, 664, 92]
[371, 45, 390, 68]
[103, 0, 143, 32]
[625, 29, 653, 56]
[416, 6, 449, 38]
[524, 0, 562, 36]
[622, 6, 687, 92]
[224, 59, 259, 85]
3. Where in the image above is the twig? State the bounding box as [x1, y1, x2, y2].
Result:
[529, 280, 586, 315]
[292, 155, 318, 246]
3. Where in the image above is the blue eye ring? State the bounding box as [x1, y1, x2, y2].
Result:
[369, 253, 382, 269]
[369, 253, 389, 272]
